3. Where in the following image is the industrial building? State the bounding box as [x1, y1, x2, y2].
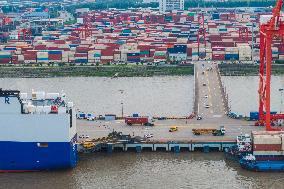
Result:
[159, 0, 184, 13]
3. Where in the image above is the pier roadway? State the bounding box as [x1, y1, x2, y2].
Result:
[77, 119, 263, 142]
[77, 61, 265, 142]
[195, 61, 227, 120]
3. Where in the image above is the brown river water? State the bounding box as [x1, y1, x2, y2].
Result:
[1, 153, 284, 189]
[1, 76, 284, 188]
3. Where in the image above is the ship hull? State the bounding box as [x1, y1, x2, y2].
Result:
[0, 139, 77, 172]
[240, 159, 284, 172]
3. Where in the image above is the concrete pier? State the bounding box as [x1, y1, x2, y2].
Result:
[78, 141, 236, 153]
[153, 144, 169, 151]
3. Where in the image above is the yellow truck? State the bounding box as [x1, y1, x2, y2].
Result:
[169, 126, 178, 132]
[82, 142, 95, 149]
[192, 126, 225, 136]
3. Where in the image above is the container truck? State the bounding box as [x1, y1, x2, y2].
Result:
[125, 116, 154, 126]
[192, 126, 225, 136]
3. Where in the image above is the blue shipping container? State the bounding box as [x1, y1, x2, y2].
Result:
[48, 51, 62, 55]
[250, 111, 278, 120]
[225, 54, 239, 60]
[212, 13, 220, 20]
[75, 59, 88, 63]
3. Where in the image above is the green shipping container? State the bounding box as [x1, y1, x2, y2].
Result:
[94, 53, 101, 57]
[0, 55, 11, 58]
[155, 52, 166, 56]
[140, 51, 149, 55]
[188, 12, 195, 17]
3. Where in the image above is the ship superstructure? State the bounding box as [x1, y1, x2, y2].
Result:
[0, 89, 77, 172]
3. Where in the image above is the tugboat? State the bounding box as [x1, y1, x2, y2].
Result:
[224, 134, 252, 160]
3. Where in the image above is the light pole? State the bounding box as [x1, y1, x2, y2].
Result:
[121, 101, 124, 118]
[279, 88, 283, 113]
[119, 90, 124, 118]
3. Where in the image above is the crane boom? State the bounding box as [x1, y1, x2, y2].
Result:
[258, 0, 284, 131]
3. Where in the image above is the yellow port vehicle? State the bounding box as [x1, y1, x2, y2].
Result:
[82, 142, 95, 149]
[192, 126, 225, 136]
[169, 126, 178, 132]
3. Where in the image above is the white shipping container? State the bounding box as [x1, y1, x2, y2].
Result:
[260, 15, 273, 25]
[62, 58, 68, 62]
[37, 51, 48, 58]
[101, 56, 114, 60]
[253, 151, 283, 156]
[280, 134, 284, 150]
[253, 135, 282, 144]
[18, 55, 24, 61]
[279, 55, 284, 60]
[114, 53, 121, 61]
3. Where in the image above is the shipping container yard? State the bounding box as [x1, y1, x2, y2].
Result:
[2, 0, 284, 188]
[0, 6, 283, 66]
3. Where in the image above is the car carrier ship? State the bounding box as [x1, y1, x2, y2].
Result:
[0, 89, 77, 172]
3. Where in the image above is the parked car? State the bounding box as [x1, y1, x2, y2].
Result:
[144, 133, 154, 138]
[79, 134, 90, 139]
[197, 116, 202, 120]
[205, 105, 210, 108]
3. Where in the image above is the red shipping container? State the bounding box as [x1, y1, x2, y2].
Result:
[256, 156, 284, 161]
[138, 45, 151, 51]
[48, 54, 62, 60]
[75, 53, 87, 57]
[76, 47, 89, 53]
[187, 48, 192, 56]
[0, 58, 11, 64]
[212, 54, 225, 61]
[253, 144, 282, 151]
[48, 47, 60, 50]
[34, 45, 46, 50]
[101, 49, 114, 56]
[212, 47, 225, 51]
[54, 40, 66, 44]
[11, 55, 18, 64]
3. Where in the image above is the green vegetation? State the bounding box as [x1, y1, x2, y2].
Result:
[218, 63, 284, 76]
[0, 65, 194, 78]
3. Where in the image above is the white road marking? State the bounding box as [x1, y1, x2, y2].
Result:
[213, 115, 223, 118]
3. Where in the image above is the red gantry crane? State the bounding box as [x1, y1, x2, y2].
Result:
[258, 0, 284, 131]
[197, 13, 207, 59]
[74, 14, 93, 39]
[18, 28, 32, 42]
[239, 26, 249, 42]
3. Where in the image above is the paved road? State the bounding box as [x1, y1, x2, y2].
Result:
[77, 61, 265, 142]
[195, 61, 225, 118]
[77, 118, 263, 142]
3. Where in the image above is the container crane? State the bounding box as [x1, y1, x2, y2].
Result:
[258, 0, 284, 131]
[17, 28, 32, 42]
